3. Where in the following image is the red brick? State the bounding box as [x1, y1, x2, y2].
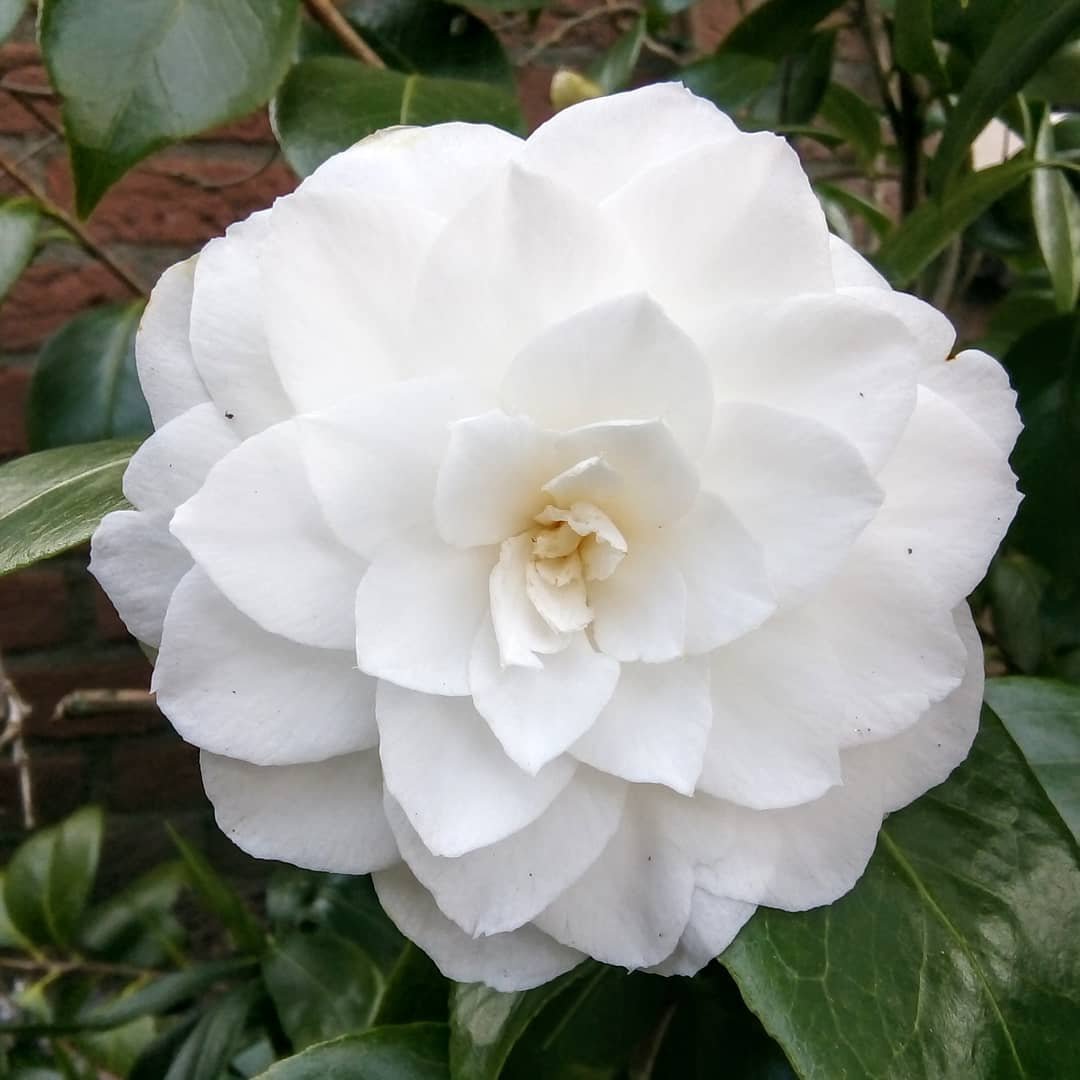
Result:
[28, 749, 87, 824]
[107, 735, 203, 813]
[93, 579, 132, 643]
[691, 0, 753, 52]
[0, 366, 28, 457]
[0, 567, 68, 650]
[0, 87, 44, 135]
[195, 110, 275, 144]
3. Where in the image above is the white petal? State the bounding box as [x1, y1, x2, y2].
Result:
[571, 657, 711, 795]
[647, 888, 755, 976]
[706, 291, 919, 471]
[89, 510, 191, 649]
[534, 795, 693, 969]
[470, 618, 620, 773]
[354, 539, 493, 695]
[828, 234, 888, 289]
[661, 493, 775, 653]
[135, 256, 208, 426]
[171, 420, 367, 650]
[373, 863, 583, 991]
[264, 189, 443, 412]
[384, 770, 625, 936]
[840, 284, 955, 362]
[297, 377, 487, 561]
[501, 293, 714, 455]
[604, 133, 832, 343]
[490, 535, 568, 668]
[866, 386, 1020, 604]
[434, 412, 559, 549]
[410, 163, 638, 389]
[201, 749, 397, 874]
[376, 681, 576, 857]
[918, 348, 1022, 456]
[540, 457, 622, 508]
[521, 83, 737, 203]
[189, 211, 293, 437]
[302, 122, 522, 217]
[122, 402, 240, 516]
[701, 403, 882, 604]
[155, 568, 376, 765]
[588, 542, 687, 663]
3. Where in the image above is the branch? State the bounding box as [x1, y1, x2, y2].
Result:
[303, 0, 386, 69]
[0, 655, 35, 830]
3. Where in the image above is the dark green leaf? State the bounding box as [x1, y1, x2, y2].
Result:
[723, 709, 1080, 1078]
[75, 1018, 157, 1079]
[0, 872, 25, 948]
[164, 982, 262, 1080]
[929, 0, 1080, 193]
[1025, 40, 1080, 106]
[988, 553, 1050, 673]
[0, 197, 38, 301]
[169, 827, 266, 956]
[39, 0, 300, 216]
[28, 301, 151, 451]
[1033, 112, 1080, 312]
[876, 156, 1035, 284]
[129, 1014, 200, 1080]
[0, 0, 27, 43]
[256, 1022, 449, 1079]
[721, 0, 846, 59]
[374, 943, 449, 1027]
[2, 806, 102, 948]
[262, 929, 383, 1050]
[0, 438, 138, 576]
[272, 58, 522, 178]
[894, 0, 948, 85]
[781, 30, 835, 125]
[819, 83, 882, 164]
[588, 15, 645, 93]
[816, 181, 893, 239]
[985, 677, 1080, 842]
[678, 53, 776, 113]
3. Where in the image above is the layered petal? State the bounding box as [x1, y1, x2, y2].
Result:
[647, 888, 755, 976]
[201, 749, 397, 874]
[155, 568, 376, 765]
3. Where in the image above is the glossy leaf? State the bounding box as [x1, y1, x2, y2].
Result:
[894, 0, 948, 85]
[929, 0, 1080, 193]
[985, 677, 1080, 843]
[262, 929, 383, 1050]
[1032, 113, 1080, 312]
[0, 872, 24, 948]
[39, 0, 300, 216]
[0, 0, 27, 43]
[3, 806, 102, 948]
[781, 30, 835, 125]
[723, 709, 1080, 1078]
[374, 943, 448, 1027]
[272, 58, 522, 177]
[876, 156, 1035, 284]
[819, 83, 881, 164]
[1025, 40, 1080, 106]
[256, 1022, 449, 1079]
[588, 15, 645, 93]
[988, 553, 1050, 674]
[721, 0, 846, 59]
[0, 197, 38, 302]
[816, 181, 893, 239]
[164, 982, 262, 1080]
[27, 300, 151, 451]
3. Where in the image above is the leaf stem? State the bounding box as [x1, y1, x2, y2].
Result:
[303, 0, 386, 69]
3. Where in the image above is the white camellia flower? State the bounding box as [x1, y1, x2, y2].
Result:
[91, 85, 1022, 990]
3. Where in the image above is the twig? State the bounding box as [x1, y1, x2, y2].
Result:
[303, 0, 386, 68]
[855, 0, 902, 146]
[53, 689, 157, 722]
[520, 3, 641, 66]
[0, 955, 158, 979]
[932, 234, 963, 311]
[0, 656, 35, 830]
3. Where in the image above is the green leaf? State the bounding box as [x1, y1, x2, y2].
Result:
[929, 0, 1080, 193]
[816, 181, 894, 239]
[723, 709, 1080, 1078]
[169, 827, 266, 956]
[894, 0, 949, 85]
[876, 156, 1035, 284]
[781, 30, 835, 125]
[721, 0, 846, 59]
[987, 553, 1050, 673]
[1033, 113, 1080, 312]
[0, 438, 138, 576]
[164, 982, 262, 1080]
[819, 83, 882, 164]
[75, 1018, 157, 1079]
[0, 0, 27, 43]
[27, 301, 151, 451]
[272, 58, 522, 178]
[0, 872, 26, 948]
[3, 806, 103, 948]
[985, 677, 1080, 843]
[1025, 40, 1080, 106]
[374, 943, 448, 1027]
[0, 197, 38, 302]
[448, 966, 594, 1080]
[587, 15, 645, 93]
[262, 929, 383, 1051]
[39, 0, 300, 216]
[678, 53, 776, 113]
[256, 1022, 449, 1079]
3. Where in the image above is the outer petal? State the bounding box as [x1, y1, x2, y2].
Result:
[171, 420, 367, 651]
[155, 568, 376, 765]
[520, 82, 737, 203]
[264, 189, 443, 412]
[135, 256, 208, 426]
[469, 618, 620, 773]
[571, 657, 711, 795]
[647, 888, 755, 976]
[829, 234, 888, 289]
[500, 293, 714, 456]
[89, 510, 191, 648]
[373, 863, 583, 991]
[354, 539, 494, 695]
[700, 403, 882, 604]
[384, 770, 625, 936]
[376, 681, 576, 858]
[201, 749, 397, 874]
[705, 291, 919, 471]
[409, 163, 638, 389]
[604, 133, 832, 343]
[189, 211, 292, 437]
[866, 386, 1020, 604]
